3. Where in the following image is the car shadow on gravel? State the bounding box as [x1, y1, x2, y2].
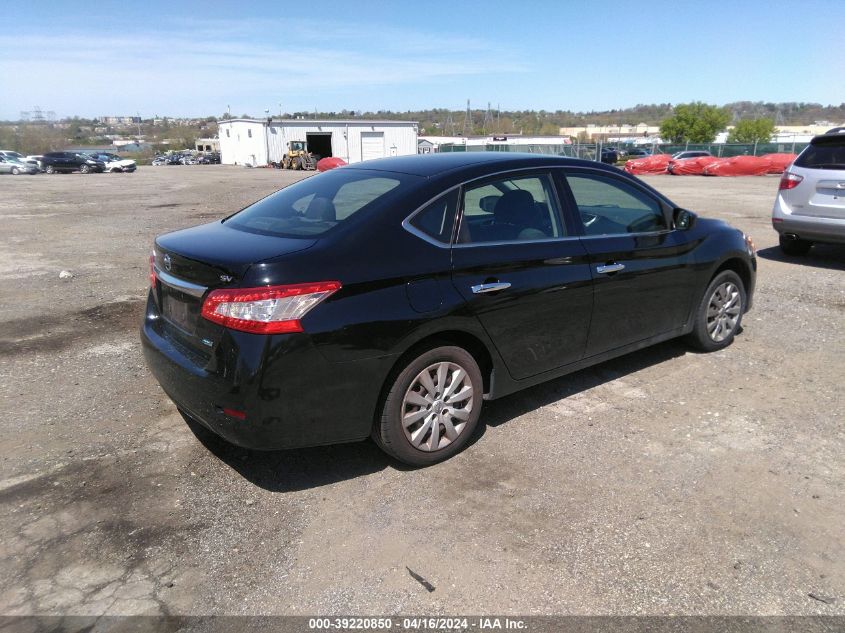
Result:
[757, 244, 845, 271]
[186, 339, 690, 492]
[468, 339, 689, 446]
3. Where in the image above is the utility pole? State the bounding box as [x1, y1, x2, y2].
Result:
[462, 99, 472, 136]
[482, 102, 493, 135]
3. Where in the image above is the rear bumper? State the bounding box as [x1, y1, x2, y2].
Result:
[772, 216, 845, 244]
[140, 291, 392, 450]
[773, 195, 845, 244]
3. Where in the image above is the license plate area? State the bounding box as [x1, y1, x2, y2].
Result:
[162, 292, 198, 335]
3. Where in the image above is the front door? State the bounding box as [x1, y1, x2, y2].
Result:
[451, 171, 593, 380]
[559, 168, 697, 357]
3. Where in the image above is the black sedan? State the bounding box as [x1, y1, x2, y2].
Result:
[142, 153, 756, 465]
[41, 151, 106, 174]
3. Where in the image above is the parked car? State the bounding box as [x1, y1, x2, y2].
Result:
[668, 150, 713, 173]
[88, 152, 137, 172]
[197, 152, 221, 165]
[599, 148, 619, 164]
[26, 155, 44, 170]
[0, 151, 40, 170]
[772, 130, 845, 255]
[0, 156, 39, 175]
[626, 148, 652, 158]
[40, 152, 105, 174]
[152, 155, 168, 166]
[142, 153, 756, 466]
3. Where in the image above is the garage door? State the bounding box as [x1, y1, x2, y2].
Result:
[360, 132, 385, 162]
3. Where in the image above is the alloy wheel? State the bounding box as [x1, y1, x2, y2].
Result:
[401, 361, 474, 452]
[706, 281, 741, 342]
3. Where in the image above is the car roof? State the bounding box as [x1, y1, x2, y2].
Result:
[811, 130, 845, 145]
[341, 152, 615, 178]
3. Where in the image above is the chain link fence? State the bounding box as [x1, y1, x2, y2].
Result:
[437, 141, 809, 160]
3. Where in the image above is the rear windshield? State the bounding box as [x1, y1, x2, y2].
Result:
[226, 169, 417, 237]
[795, 139, 845, 170]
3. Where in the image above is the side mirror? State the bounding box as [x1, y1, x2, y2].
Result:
[673, 208, 696, 231]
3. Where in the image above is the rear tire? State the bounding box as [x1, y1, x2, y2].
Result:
[374, 346, 483, 466]
[687, 270, 746, 352]
[779, 235, 812, 256]
[45, 165, 55, 174]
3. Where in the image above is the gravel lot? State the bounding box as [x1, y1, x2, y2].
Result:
[0, 165, 842, 616]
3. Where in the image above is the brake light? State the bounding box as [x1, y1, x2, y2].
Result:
[779, 171, 803, 190]
[201, 281, 341, 334]
[149, 252, 156, 288]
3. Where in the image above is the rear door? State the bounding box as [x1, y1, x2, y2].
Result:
[558, 167, 697, 357]
[450, 170, 593, 379]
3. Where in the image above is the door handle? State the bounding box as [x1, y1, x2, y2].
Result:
[596, 263, 625, 274]
[471, 281, 512, 294]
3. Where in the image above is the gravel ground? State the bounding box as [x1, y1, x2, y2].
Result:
[0, 166, 842, 616]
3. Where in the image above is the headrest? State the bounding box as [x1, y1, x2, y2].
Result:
[304, 197, 336, 222]
[493, 190, 534, 225]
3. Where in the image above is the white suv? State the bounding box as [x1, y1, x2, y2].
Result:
[772, 129, 845, 255]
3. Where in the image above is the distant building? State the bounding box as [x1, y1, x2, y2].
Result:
[195, 138, 220, 152]
[217, 119, 418, 166]
[99, 116, 141, 125]
[560, 123, 661, 140]
[423, 135, 573, 153]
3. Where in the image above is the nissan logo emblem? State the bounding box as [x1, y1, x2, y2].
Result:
[163, 254, 172, 271]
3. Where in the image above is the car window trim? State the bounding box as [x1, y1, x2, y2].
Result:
[401, 187, 462, 248]
[403, 166, 573, 248]
[555, 166, 674, 236]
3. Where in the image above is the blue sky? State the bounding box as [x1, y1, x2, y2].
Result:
[0, 0, 841, 119]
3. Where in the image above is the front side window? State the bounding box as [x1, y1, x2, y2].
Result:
[227, 169, 412, 237]
[565, 172, 667, 236]
[458, 174, 564, 244]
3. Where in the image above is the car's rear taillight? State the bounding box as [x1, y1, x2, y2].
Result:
[201, 281, 341, 334]
[779, 171, 804, 190]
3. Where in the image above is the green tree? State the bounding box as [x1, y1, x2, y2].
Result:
[727, 118, 776, 143]
[659, 102, 731, 143]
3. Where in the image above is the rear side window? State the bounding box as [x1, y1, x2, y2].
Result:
[408, 190, 459, 244]
[795, 140, 845, 170]
[458, 174, 564, 244]
[227, 169, 412, 237]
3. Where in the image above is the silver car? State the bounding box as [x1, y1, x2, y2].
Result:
[773, 129, 845, 255]
[0, 156, 39, 175]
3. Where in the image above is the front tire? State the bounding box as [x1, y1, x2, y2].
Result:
[79, 164, 90, 174]
[374, 346, 483, 466]
[687, 270, 746, 352]
[11, 167, 20, 175]
[45, 165, 55, 174]
[779, 235, 812, 256]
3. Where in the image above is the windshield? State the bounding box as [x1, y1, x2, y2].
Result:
[226, 169, 417, 238]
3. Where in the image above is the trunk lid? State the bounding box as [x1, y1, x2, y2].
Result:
[152, 221, 316, 358]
